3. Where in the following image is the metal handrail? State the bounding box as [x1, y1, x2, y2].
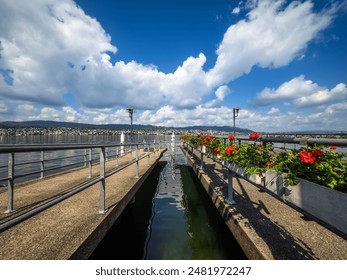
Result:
[213, 135, 347, 148]
[0, 141, 163, 227]
[0, 143, 147, 183]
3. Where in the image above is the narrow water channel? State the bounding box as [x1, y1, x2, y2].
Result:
[89, 144, 247, 260]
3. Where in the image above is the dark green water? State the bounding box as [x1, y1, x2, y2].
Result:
[89, 147, 247, 260]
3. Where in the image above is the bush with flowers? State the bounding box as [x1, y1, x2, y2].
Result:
[272, 144, 347, 192]
[181, 133, 347, 192]
[204, 135, 222, 156]
[222, 133, 275, 174]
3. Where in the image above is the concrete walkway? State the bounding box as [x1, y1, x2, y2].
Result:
[0, 148, 166, 260]
[182, 146, 347, 260]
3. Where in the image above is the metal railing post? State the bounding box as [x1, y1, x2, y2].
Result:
[116, 146, 119, 167]
[226, 168, 236, 205]
[6, 152, 15, 213]
[40, 151, 44, 179]
[129, 145, 133, 161]
[84, 149, 87, 167]
[147, 144, 150, 166]
[88, 148, 92, 178]
[200, 148, 204, 169]
[98, 147, 106, 214]
[135, 144, 139, 178]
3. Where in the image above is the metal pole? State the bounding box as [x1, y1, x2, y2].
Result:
[116, 146, 119, 167]
[127, 108, 134, 143]
[135, 144, 139, 178]
[98, 147, 106, 214]
[200, 149, 203, 170]
[6, 153, 15, 213]
[226, 169, 236, 205]
[147, 143, 150, 166]
[84, 149, 87, 167]
[88, 148, 92, 178]
[40, 150, 44, 179]
[233, 111, 236, 137]
[130, 114, 133, 142]
[233, 107, 240, 138]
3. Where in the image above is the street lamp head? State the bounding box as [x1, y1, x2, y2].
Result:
[233, 107, 240, 117]
[126, 108, 133, 117]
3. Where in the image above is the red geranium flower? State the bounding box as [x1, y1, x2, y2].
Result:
[225, 146, 236, 155]
[330, 146, 337, 150]
[205, 135, 211, 142]
[228, 135, 235, 141]
[313, 149, 324, 157]
[214, 147, 220, 155]
[298, 149, 316, 164]
[249, 132, 261, 141]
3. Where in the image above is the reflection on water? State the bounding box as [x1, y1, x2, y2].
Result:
[90, 144, 247, 260]
[143, 149, 190, 259]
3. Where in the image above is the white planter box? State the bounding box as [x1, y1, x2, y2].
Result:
[265, 170, 347, 235]
[227, 163, 264, 185]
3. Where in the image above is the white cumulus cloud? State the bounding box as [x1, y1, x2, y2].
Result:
[254, 75, 347, 108]
[206, 0, 336, 86]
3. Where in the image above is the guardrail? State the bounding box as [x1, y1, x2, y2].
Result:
[214, 135, 347, 148]
[0, 141, 164, 232]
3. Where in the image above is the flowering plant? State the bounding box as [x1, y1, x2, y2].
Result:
[181, 134, 347, 192]
[180, 134, 204, 147]
[273, 144, 347, 191]
[228, 134, 235, 142]
[249, 132, 261, 141]
[181, 134, 221, 155]
[220, 133, 275, 174]
[203, 135, 222, 155]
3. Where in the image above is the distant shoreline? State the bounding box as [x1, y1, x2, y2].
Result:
[0, 127, 180, 136]
[1, 127, 347, 139]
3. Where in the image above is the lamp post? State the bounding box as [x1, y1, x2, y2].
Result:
[126, 108, 134, 142]
[233, 107, 240, 137]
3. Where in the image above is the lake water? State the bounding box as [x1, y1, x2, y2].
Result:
[89, 144, 247, 260]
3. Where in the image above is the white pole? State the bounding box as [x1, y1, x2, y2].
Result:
[171, 132, 175, 152]
[120, 131, 125, 154]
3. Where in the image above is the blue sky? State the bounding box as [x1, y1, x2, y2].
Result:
[0, 0, 346, 132]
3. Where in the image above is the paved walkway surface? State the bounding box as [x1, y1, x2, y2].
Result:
[182, 146, 347, 260]
[0, 148, 166, 260]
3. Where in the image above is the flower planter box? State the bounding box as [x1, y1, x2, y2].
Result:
[227, 163, 264, 185]
[265, 170, 347, 236]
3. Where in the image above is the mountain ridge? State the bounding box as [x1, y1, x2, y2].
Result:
[0, 120, 252, 133]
